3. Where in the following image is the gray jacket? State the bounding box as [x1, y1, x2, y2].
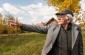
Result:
[21, 23, 83, 55]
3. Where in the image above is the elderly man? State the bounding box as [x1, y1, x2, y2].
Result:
[10, 10, 83, 55]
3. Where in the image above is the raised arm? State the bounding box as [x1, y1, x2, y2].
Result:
[20, 24, 51, 34]
[9, 20, 52, 34]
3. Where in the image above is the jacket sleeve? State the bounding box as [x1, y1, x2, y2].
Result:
[20, 24, 52, 34]
[78, 27, 84, 55]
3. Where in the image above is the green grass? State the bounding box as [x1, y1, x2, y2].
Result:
[82, 29, 85, 55]
[0, 33, 46, 55]
[0, 30, 85, 55]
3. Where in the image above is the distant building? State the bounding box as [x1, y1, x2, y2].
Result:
[45, 18, 58, 26]
[36, 18, 57, 26]
[36, 22, 45, 26]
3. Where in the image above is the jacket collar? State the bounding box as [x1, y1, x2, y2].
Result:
[72, 23, 79, 49]
[52, 23, 79, 50]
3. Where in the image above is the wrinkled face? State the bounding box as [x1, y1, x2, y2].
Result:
[56, 14, 69, 25]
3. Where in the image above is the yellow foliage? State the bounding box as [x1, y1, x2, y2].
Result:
[0, 13, 3, 25]
[46, 0, 80, 13]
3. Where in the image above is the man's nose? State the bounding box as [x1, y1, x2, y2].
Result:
[58, 17, 63, 20]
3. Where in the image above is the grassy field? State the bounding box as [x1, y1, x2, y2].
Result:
[0, 33, 46, 55]
[0, 31, 85, 55]
[82, 29, 85, 55]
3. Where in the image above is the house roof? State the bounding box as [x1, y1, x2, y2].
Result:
[45, 18, 57, 25]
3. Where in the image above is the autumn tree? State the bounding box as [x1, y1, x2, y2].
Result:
[0, 13, 3, 25]
[46, 0, 80, 13]
[3, 13, 20, 34]
[0, 13, 4, 34]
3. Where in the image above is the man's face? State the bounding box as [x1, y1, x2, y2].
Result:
[56, 14, 68, 25]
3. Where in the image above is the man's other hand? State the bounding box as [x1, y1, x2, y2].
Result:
[9, 20, 22, 27]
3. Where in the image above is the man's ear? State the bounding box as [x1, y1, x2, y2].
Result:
[67, 18, 70, 23]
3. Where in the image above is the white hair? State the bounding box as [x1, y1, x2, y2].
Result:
[66, 14, 73, 22]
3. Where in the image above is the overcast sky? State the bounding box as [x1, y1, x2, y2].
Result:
[0, 0, 85, 24]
